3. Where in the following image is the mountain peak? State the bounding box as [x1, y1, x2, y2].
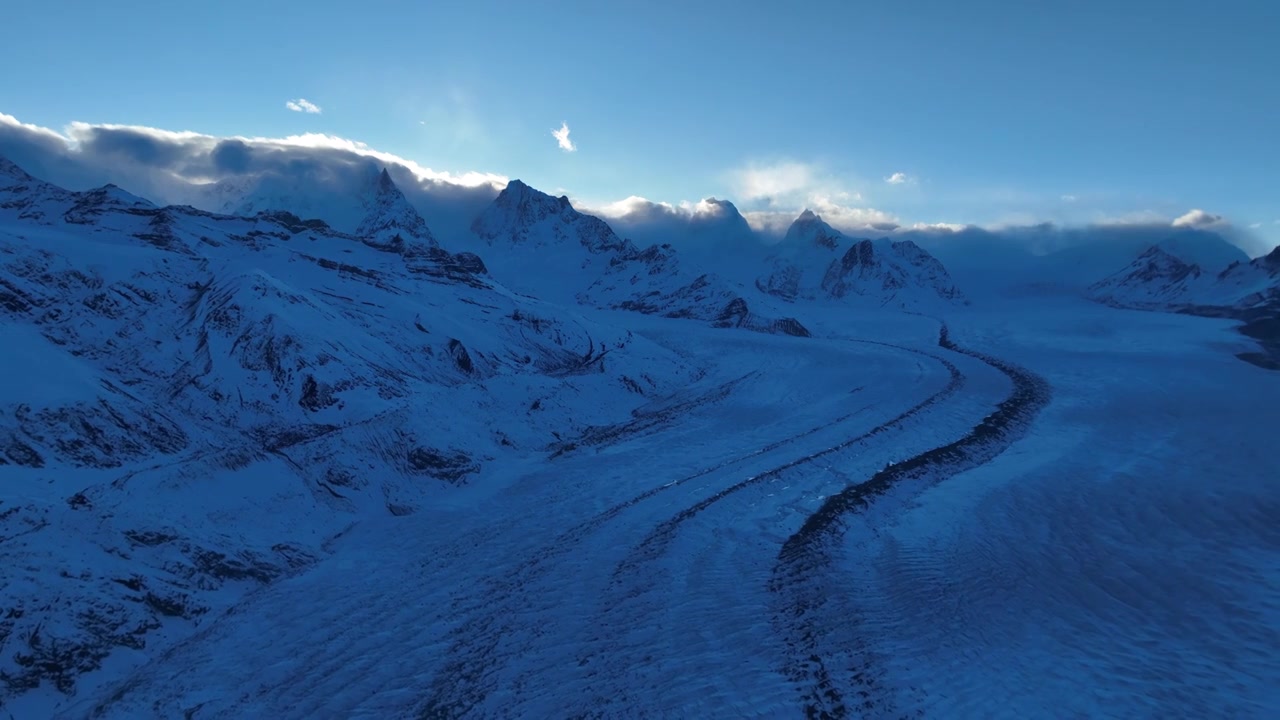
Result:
[784, 210, 842, 250]
[1089, 244, 1202, 305]
[355, 167, 437, 249]
[474, 178, 627, 255]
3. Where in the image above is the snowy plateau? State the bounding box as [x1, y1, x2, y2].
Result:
[1, 154, 1278, 719]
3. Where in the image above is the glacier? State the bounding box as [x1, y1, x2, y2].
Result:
[1, 154, 1278, 719]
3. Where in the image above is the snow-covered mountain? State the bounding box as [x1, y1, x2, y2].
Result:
[1089, 235, 1272, 311]
[354, 168, 437, 250]
[1086, 235, 1280, 368]
[0, 156, 702, 703]
[757, 210, 964, 307]
[1213, 245, 1280, 310]
[755, 210, 844, 301]
[472, 180, 810, 336]
[179, 161, 498, 246]
[1089, 244, 1209, 307]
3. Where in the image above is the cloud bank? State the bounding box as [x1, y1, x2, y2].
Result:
[0, 111, 508, 241]
[714, 160, 905, 236]
[0, 112, 505, 194]
[0, 112, 1271, 258]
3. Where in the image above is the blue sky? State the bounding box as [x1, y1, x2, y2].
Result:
[2, 0, 1277, 247]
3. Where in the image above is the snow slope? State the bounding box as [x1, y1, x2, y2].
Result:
[0, 157, 701, 707]
[37, 301, 1280, 720]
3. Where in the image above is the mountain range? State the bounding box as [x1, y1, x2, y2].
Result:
[2, 149, 1278, 711]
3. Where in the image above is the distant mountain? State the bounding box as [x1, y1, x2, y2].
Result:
[472, 180, 810, 336]
[0, 157, 697, 702]
[1088, 244, 1208, 307]
[757, 210, 964, 307]
[1089, 235, 1267, 310]
[756, 210, 844, 301]
[1213, 246, 1280, 310]
[178, 162, 498, 246]
[1087, 236, 1280, 368]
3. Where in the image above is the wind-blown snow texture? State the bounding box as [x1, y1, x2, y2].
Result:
[2, 155, 1278, 719]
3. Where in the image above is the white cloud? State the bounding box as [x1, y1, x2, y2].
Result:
[732, 161, 827, 201]
[1171, 208, 1227, 229]
[885, 172, 910, 185]
[719, 160, 901, 234]
[285, 98, 322, 114]
[588, 195, 746, 225]
[552, 122, 576, 152]
[1092, 210, 1170, 226]
[0, 111, 67, 144]
[1061, 194, 1078, 202]
[743, 201, 899, 235]
[593, 195, 674, 219]
[1249, 222, 1263, 229]
[907, 221, 969, 232]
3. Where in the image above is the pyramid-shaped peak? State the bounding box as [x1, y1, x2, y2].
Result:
[356, 167, 437, 248]
[784, 209, 842, 250]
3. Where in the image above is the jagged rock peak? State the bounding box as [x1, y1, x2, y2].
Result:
[784, 209, 843, 250]
[355, 166, 437, 248]
[494, 179, 571, 211]
[473, 178, 628, 255]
